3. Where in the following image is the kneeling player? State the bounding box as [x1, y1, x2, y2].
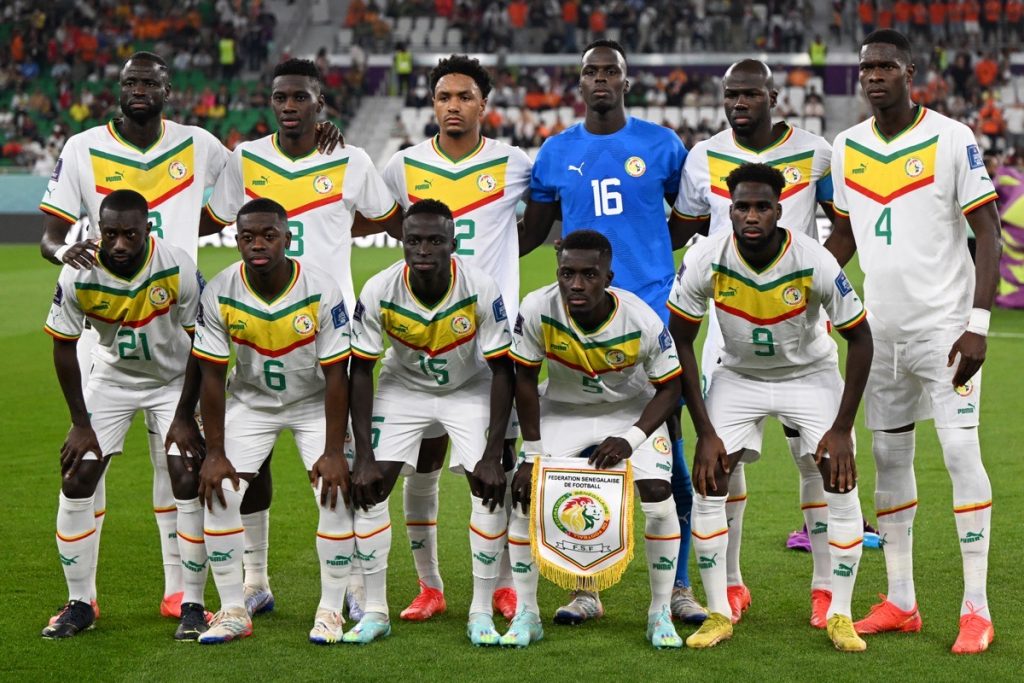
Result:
[507, 230, 685, 650]
[41, 190, 206, 639]
[669, 164, 872, 652]
[193, 199, 354, 644]
[346, 199, 514, 645]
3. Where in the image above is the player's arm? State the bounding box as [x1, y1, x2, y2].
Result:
[823, 212, 857, 267]
[819, 200, 837, 224]
[52, 337, 101, 478]
[668, 212, 710, 250]
[311, 360, 351, 509]
[195, 358, 239, 510]
[198, 207, 229, 237]
[474, 355, 515, 511]
[41, 214, 98, 269]
[816, 318, 873, 493]
[352, 210, 403, 240]
[348, 356, 383, 511]
[948, 200, 1002, 386]
[510, 361, 542, 512]
[164, 335, 206, 471]
[589, 374, 681, 470]
[519, 198, 560, 256]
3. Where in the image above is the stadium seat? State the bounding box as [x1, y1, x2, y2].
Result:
[446, 28, 462, 48]
[662, 106, 682, 128]
[396, 16, 413, 35]
[803, 117, 823, 136]
[681, 107, 699, 129]
[337, 28, 353, 49]
[413, 16, 431, 34]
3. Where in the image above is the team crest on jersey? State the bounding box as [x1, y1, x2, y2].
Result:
[782, 286, 803, 306]
[954, 380, 974, 397]
[782, 166, 802, 185]
[148, 285, 169, 306]
[476, 173, 497, 192]
[625, 156, 646, 177]
[605, 349, 627, 366]
[313, 175, 334, 194]
[451, 315, 473, 335]
[293, 313, 315, 335]
[904, 157, 924, 178]
[553, 492, 611, 541]
[168, 160, 188, 180]
[653, 436, 671, 454]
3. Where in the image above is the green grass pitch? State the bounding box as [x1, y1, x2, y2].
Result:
[1, 243, 1022, 680]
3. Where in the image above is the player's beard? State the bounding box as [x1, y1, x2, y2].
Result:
[121, 101, 162, 125]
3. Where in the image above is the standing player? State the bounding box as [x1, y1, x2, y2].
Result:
[826, 29, 1001, 654]
[519, 39, 704, 624]
[379, 54, 531, 622]
[345, 200, 514, 645]
[506, 230, 684, 650]
[41, 190, 206, 639]
[193, 198, 354, 644]
[668, 59, 837, 627]
[200, 58, 398, 618]
[669, 164, 872, 652]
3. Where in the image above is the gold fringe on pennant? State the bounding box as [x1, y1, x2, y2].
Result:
[528, 457, 634, 592]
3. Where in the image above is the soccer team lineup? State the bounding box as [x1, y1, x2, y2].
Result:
[37, 30, 1003, 657]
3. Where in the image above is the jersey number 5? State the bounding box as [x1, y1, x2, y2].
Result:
[591, 178, 623, 217]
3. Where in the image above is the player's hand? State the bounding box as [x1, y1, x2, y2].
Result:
[692, 433, 729, 497]
[816, 428, 857, 493]
[948, 331, 987, 389]
[60, 425, 102, 479]
[198, 451, 239, 512]
[314, 121, 344, 154]
[60, 240, 99, 270]
[589, 436, 632, 470]
[310, 452, 351, 510]
[165, 415, 206, 472]
[350, 456, 385, 512]
[511, 462, 533, 514]
[471, 455, 506, 512]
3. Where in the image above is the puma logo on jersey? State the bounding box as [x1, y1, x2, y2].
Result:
[568, 162, 585, 176]
[415, 179, 433, 190]
[105, 170, 125, 182]
[851, 162, 868, 175]
[251, 174, 270, 186]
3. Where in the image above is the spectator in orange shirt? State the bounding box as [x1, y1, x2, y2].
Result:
[982, 0, 1002, 44]
[563, 0, 579, 52]
[589, 5, 607, 40]
[877, 2, 894, 27]
[948, 0, 965, 42]
[895, 0, 913, 33]
[1007, 0, 1024, 43]
[859, 0, 876, 37]
[964, 0, 981, 46]
[978, 95, 1006, 148]
[975, 51, 999, 89]
[911, 1, 929, 39]
[930, 0, 948, 42]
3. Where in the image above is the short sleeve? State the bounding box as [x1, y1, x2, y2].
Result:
[663, 132, 687, 196]
[316, 281, 352, 366]
[43, 269, 85, 340]
[205, 148, 246, 226]
[813, 139, 834, 204]
[199, 129, 230, 191]
[830, 136, 849, 217]
[816, 247, 867, 331]
[381, 150, 412, 210]
[528, 140, 558, 203]
[952, 124, 998, 214]
[474, 272, 513, 359]
[666, 248, 710, 323]
[192, 277, 231, 364]
[672, 150, 711, 219]
[175, 254, 202, 331]
[642, 315, 683, 384]
[39, 137, 84, 224]
[348, 148, 400, 221]
[507, 145, 534, 202]
[350, 275, 385, 360]
[509, 291, 545, 366]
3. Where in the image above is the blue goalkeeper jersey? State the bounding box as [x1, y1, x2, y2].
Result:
[530, 117, 687, 322]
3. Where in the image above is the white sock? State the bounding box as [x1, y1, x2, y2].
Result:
[692, 494, 730, 617]
[149, 427, 182, 597]
[89, 477, 106, 601]
[938, 426, 992, 620]
[204, 479, 249, 611]
[725, 463, 747, 587]
[56, 492, 97, 602]
[825, 488, 863, 619]
[314, 482, 354, 612]
[796, 453, 831, 591]
[403, 470, 442, 591]
[642, 497, 680, 616]
[469, 495, 506, 616]
[872, 430, 918, 611]
[355, 501, 392, 617]
[496, 471, 515, 590]
[507, 508, 539, 615]
[241, 509, 270, 589]
[175, 497, 208, 606]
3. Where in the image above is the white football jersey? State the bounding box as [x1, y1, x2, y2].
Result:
[673, 123, 833, 239]
[382, 136, 532, 319]
[511, 285, 682, 405]
[44, 237, 200, 387]
[206, 133, 398, 307]
[832, 107, 997, 340]
[193, 260, 351, 409]
[352, 257, 511, 392]
[41, 119, 229, 257]
[669, 229, 866, 381]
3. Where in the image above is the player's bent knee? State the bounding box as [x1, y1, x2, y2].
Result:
[240, 460, 273, 513]
[636, 478, 672, 504]
[60, 459, 106, 498]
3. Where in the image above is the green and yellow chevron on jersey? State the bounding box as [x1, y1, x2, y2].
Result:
[89, 123, 196, 208]
[241, 138, 348, 216]
[707, 147, 814, 202]
[539, 308, 643, 377]
[843, 131, 938, 205]
[403, 148, 510, 218]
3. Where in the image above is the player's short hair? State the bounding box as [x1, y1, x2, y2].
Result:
[583, 39, 627, 64]
[559, 229, 613, 260]
[862, 29, 913, 63]
[99, 189, 149, 216]
[429, 54, 492, 98]
[726, 163, 786, 198]
[124, 51, 168, 70]
[237, 198, 288, 224]
[273, 58, 323, 88]
[405, 198, 454, 222]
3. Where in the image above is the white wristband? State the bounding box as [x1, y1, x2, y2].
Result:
[522, 439, 544, 463]
[967, 308, 991, 337]
[622, 426, 648, 452]
[54, 244, 71, 262]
